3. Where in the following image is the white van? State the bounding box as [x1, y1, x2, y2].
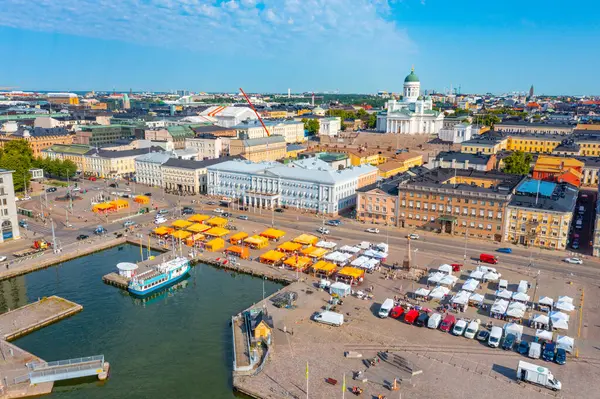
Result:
[452, 319, 467, 336]
[427, 313, 442, 329]
[488, 326, 503, 348]
[154, 216, 167, 225]
[314, 311, 344, 326]
[529, 342, 542, 359]
[464, 319, 480, 339]
[498, 279, 508, 290]
[518, 280, 529, 294]
[378, 298, 394, 318]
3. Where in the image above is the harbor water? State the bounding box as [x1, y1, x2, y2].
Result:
[0, 244, 282, 398]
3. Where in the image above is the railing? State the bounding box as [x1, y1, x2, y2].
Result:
[30, 355, 104, 371]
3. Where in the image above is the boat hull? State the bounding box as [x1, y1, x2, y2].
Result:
[128, 265, 191, 296]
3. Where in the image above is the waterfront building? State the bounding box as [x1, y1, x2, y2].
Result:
[0, 127, 73, 157]
[162, 157, 230, 194]
[0, 169, 20, 243]
[47, 92, 79, 105]
[207, 157, 378, 215]
[84, 147, 162, 179]
[394, 168, 524, 241]
[356, 175, 405, 225]
[376, 68, 444, 135]
[134, 152, 171, 187]
[228, 136, 287, 162]
[433, 152, 496, 172]
[504, 179, 577, 250]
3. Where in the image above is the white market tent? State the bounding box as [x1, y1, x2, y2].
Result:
[364, 258, 379, 270]
[483, 271, 500, 282]
[557, 295, 573, 304]
[429, 286, 450, 300]
[550, 311, 570, 330]
[452, 290, 471, 306]
[512, 291, 530, 303]
[557, 335, 575, 353]
[462, 278, 479, 292]
[536, 329, 553, 342]
[555, 301, 575, 312]
[316, 241, 338, 250]
[469, 292, 484, 305]
[363, 249, 388, 259]
[439, 274, 459, 287]
[506, 302, 526, 318]
[415, 287, 431, 298]
[340, 245, 362, 254]
[531, 314, 550, 326]
[490, 299, 509, 315]
[550, 310, 570, 322]
[427, 272, 445, 285]
[477, 265, 498, 274]
[324, 251, 352, 265]
[504, 322, 524, 341]
[357, 241, 371, 250]
[470, 270, 484, 280]
[495, 289, 513, 300]
[351, 256, 369, 267]
[438, 264, 453, 274]
[538, 296, 554, 307]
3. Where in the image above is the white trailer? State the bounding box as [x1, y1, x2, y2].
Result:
[314, 311, 344, 326]
[516, 361, 561, 391]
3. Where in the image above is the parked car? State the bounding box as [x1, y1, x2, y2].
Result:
[317, 227, 330, 235]
[123, 221, 136, 228]
[518, 340, 530, 355]
[365, 228, 380, 234]
[213, 208, 224, 214]
[501, 333, 516, 351]
[542, 343, 556, 362]
[154, 217, 167, 225]
[408, 233, 419, 240]
[158, 209, 169, 215]
[496, 247, 512, 253]
[327, 220, 342, 226]
[452, 319, 467, 336]
[439, 314, 456, 332]
[390, 306, 404, 319]
[488, 326, 503, 348]
[237, 215, 249, 220]
[18, 220, 28, 228]
[109, 183, 117, 188]
[206, 201, 216, 205]
[427, 313, 442, 329]
[182, 208, 194, 215]
[0, 256, 7, 262]
[479, 253, 498, 264]
[46, 187, 57, 192]
[464, 319, 480, 339]
[274, 208, 285, 213]
[144, 192, 152, 196]
[404, 309, 419, 325]
[222, 212, 231, 217]
[564, 257, 583, 264]
[555, 348, 567, 365]
[88, 176, 97, 181]
[414, 312, 429, 327]
[529, 342, 542, 359]
[476, 330, 490, 342]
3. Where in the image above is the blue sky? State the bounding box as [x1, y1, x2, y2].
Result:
[0, 0, 598, 95]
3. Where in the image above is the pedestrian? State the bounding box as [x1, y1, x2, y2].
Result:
[283, 325, 287, 334]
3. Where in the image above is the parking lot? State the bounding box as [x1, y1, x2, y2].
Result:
[567, 190, 596, 255]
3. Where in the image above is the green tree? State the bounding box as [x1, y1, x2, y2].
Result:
[503, 151, 533, 175]
[301, 118, 320, 135]
[367, 113, 377, 129]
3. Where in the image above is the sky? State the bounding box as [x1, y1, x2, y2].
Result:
[0, 0, 599, 95]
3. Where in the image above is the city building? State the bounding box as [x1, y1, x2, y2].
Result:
[376, 68, 444, 134]
[504, 179, 577, 249]
[191, 124, 237, 138]
[207, 157, 378, 215]
[285, 144, 307, 159]
[532, 156, 584, 187]
[42, 144, 93, 172]
[134, 152, 171, 187]
[377, 153, 423, 178]
[0, 169, 20, 243]
[356, 175, 406, 225]
[394, 168, 525, 241]
[229, 136, 287, 162]
[0, 127, 73, 157]
[295, 116, 341, 137]
[162, 157, 231, 194]
[84, 147, 162, 179]
[185, 135, 225, 159]
[438, 123, 477, 144]
[76, 124, 144, 147]
[198, 106, 257, 128]
[47, 92, 79, 105]
[433, 152, 496, 171]
[593, 187, 600, 257]
[233, 120, 305, 143]
[495, 122, 574, 135]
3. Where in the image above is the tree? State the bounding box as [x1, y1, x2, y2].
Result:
[476, 114, 501, 127]
[367, 113, 377, 129]
[301, 118, 320, 135]
[503, 151, 533, 175]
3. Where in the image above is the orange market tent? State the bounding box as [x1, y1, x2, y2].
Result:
[311, 260, 338, 276]
[260, 228, 286, 241]
[205, 238, 225, 252]
[92, 202, 114, 213]
[229, 232, 249, 244]
[134, 195, 150, 204]
[171, 230, 192, 240]
[226, 245, 250, 259]
[206, 217, 228, 227]
[111, 199, 129, 210]
[205, 227, 230, 237]
[172, 219, 193, 229]
[284, 256, 312, 271]
[244, 235, 269, 249]
[337, 266, 365, 284]
[153, 226, 174, 236]
[277, 241, 303, 253]
[259, 250, 286, 264]
[188, 214, 211, 223]
[186, 223, 211, 233]
[186, 233, 205, 246]
[302, 246, 328, 259]
[293, 234, 319, 246]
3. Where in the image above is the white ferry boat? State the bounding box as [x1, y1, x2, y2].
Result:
[128, 256, 190, 296]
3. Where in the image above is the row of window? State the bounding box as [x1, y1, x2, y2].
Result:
[400, 203, 503, 219]
[402, 193, 498, 206]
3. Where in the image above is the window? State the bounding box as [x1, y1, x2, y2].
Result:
[471, 209, 476, 216]
[455, 207, 460, 213]
[488, 211, 493, 218]
[472, 199, 477, 205]
[431, 204, 436, 211]
[497, 212, 503, 219]
[424, 203, 428, 210]
[462, 221, 467, 226]
[478, 223, 483, 229]
[470, 222, 475, 227]
[487, 224, 492, 230]
[479, 210, 484, 217]
[409, 201, 413, 208]
[430, 216, 435, 221]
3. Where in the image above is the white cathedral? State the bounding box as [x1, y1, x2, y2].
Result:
[376, 68, 444, 134]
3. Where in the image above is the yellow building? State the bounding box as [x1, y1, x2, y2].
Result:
[0, 128, 74, 157]
[461, 136, 508, 154]
[42, 144, 92, 172]
[377, 153, 423, 178]
[285, 144, 307, 159]
[229, 136, 287, 162]
[47, 93, 79, 105]
[576, 139, 600, 156]
[261, 110, 288, 119]
[348, 150, 387, 166]
[506, 135, 562, 153]
[296, 109, 312, 116]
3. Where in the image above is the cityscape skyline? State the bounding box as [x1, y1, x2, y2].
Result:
[0, 0, 599, 95]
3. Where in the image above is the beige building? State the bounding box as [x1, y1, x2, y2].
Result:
[229, 136, 287, 162]
[161, 157, 231, 194]
[234, 120, 305, 143]
[495, 122, 574, 135]
[185, 135, 227, 159]
[0, 169, 21, 242]
[84, 147, 162, 179]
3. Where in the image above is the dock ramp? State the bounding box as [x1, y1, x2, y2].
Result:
[28, 355, 106, 384]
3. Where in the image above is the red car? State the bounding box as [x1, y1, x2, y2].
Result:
[404, 309, 419, 325]
[439, 314, 456, 332]
[390, 306, 404, 319]
[88, 176, 97, 181]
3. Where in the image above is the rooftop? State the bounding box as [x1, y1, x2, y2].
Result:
[88, 146, 164, 159]
[509, 178, 578, 213]
[163, 156, 236, 170]
[239, 136, 286, 146]
[435, 151, 491, 165]
[44, 144, 93, 155]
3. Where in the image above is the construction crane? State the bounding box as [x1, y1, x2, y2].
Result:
[239, 87, 270, 137]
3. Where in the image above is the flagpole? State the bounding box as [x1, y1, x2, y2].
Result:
[306, 361, 309, 399]
[342, 373, 345, 399]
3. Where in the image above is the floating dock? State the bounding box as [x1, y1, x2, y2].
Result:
[0, 296, 83, 341]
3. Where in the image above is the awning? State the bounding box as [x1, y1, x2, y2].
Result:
[284, 256, 312, 269]
[438, 264, 453, 274]
[186, 223, 211, 233]
[452, 290, 471, 305]
[293, 234, 319, 246]
[229, 232, 249, 243]
[311, 260, 337, 274]
[536, 329, 553, 341]
[277, 241, 303, 252]
[337, 266, 365, 280]
[415, 288, 431, 297]
[206, 217, 228, 227]
[244, 235, 269, 247]
[531, 314, 550, 325]
[205, 227, 230, 237]
[260, 228, 286, 240]
[188, 214, 211, 223]
[134, 195, 150, 204]
[438, 215, 457, 222]
[226, 245, 249, 259]
[260, 250, 286, 263]
[301, 246, 328, 259]
[153, 226, 174, 235]
[429, 286, 450, 299]
[172, 219, 193, 229]
[206, 238, 225, 251]
[171, 230, 192, 240]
